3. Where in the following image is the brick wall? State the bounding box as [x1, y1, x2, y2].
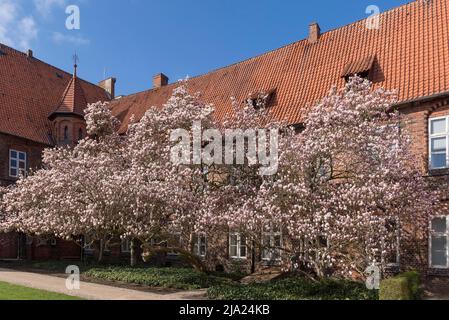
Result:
[0, 132, 48, 186]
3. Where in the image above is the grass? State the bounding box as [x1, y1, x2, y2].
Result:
[0, 281, 82, 300]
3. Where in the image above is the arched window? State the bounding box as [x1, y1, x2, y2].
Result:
[63, 126, 69, 141]
[78, 128, 84, 141]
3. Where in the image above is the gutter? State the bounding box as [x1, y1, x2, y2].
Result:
[394, 91, 449, 109]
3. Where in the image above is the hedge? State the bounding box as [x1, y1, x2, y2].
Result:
[380, 271, 421, 300]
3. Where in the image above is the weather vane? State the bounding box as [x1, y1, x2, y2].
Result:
[73, 53, 79, 76]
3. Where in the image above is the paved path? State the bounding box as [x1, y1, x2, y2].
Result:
[0, 268, 206, 300]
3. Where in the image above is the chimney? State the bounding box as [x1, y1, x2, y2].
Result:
[309, 22, 321, 44]
[98, 77, 117, 99]
[27, 49, 33, 58]
[153, 73, 169, 88]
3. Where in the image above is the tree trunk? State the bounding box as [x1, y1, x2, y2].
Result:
[251, 240, 256, 274]
[98, 240, 105, 263]
[130, 239, 137, 267]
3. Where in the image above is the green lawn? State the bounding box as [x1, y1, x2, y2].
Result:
[0, 281, 82, 300]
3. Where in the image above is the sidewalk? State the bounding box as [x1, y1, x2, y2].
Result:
[0, 268, 206, 300]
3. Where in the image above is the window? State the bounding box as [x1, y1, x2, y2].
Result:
[246, 90, 276, 110]
[84, 235, 94, 251]
[341, 55, 376, 82]
[262, 227, 282, 262]
[429, 117, 449, 169]
[229, 233, 247, 259]
[193, 234, 207, 258]
[121, 238, 131, 253]
[167, 233, 182, 256]
[78, 128, 84, 141]
[430, 217, 449, 268]
[9, 150, 27, 178]
[64, 126, 69, 140]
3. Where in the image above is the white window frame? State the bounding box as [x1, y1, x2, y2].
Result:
[167, 233, 182, 256]
[84, 235, 94, 251]
[262, 227, 282, 262]
[9, 149, 27, 178]
[229, 233, 247, 259]
[430, 216, 449, 269]
[429, 117, 449, 170]
[193, 233, 207, 258]
[121, 238, 131, 253]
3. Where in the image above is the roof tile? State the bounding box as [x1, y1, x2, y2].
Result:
[110, 0, 449, 132]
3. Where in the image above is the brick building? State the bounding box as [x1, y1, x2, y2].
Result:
[1, 0, 449, 274]
[0, 47, 111, 260]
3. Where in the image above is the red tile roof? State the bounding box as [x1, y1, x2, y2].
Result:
[110, 0, 449, 132]
[49, 67, 88, 118]
[0, 45, 109, 145]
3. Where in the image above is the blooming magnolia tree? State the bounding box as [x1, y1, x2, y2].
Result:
[0, 83, 215, 267]
[0, 77, 441, 276]
[202, 77, 441, 277]
[0, 102, 129, 261]
[123, 84, 215, 267]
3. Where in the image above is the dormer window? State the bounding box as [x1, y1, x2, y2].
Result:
[246, 89, 276, 110]
[341, 55, 376, 82]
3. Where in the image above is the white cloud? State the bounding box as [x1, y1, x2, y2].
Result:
[33, 0, 66, 17]
[0, 0, 38, 50]
[0, 0, 17, 46]
[18, 17, 38, 49]
[52, 31, 90, 45]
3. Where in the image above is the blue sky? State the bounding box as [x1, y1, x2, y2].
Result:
[0, 0, 410, 96]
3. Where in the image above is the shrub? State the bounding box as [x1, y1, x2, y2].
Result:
[380, 271, 421, 300]
[207, 277, 378, 300]
[401, 271, 421, 300]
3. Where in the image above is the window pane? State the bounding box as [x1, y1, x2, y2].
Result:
[10, 160, 17, 168]
[431, 119, 447, 135]
[10, 150, 17, 159]
[432, 217, 447, 233]
[263, 235, 270, 247]
[432, 236, 447, 266]
[262, 248, 269, 259]
[18, 152, 26, 161]
[274, 236, 282, 247]
[230, 235, 237, 246]
[19, 161, 25, 169]
[240, 245, 246, 257]
[10, 169, 17, 177]
[432, 153, 447, 168]
[432, 138, 447, 152]
[230, 245, 237, 257]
